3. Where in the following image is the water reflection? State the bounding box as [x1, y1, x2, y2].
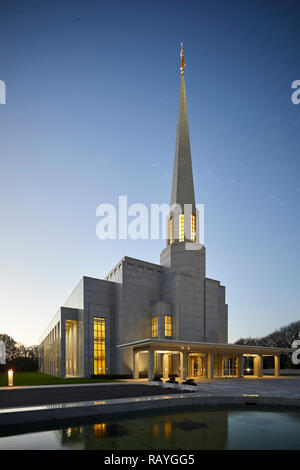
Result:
[173, 420, 208, 431]
[61, 422, 130, 445]
[94, 423, 106, 439]
[64, 427, 83, 439]
[55, 409, 229, 450]
[164, 422, 172, 439]
[1, 408, 300, 450]
[152, 424, 159, 438]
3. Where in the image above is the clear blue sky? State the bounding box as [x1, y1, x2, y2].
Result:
[0, 0, 299, 346]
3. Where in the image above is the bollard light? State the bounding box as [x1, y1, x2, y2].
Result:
[8, 369, 13, 387]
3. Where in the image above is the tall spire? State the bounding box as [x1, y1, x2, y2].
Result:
[170, 43, 196, 212]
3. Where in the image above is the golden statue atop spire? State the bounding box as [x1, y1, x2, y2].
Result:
[180, 41, 186, 75]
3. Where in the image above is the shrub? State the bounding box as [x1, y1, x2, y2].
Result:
[182, 378, 197, 386]
[166, 375, 178, 384]
[153, 375, 162, 382]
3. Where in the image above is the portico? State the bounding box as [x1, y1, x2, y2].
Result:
[119, 339, 291, 381]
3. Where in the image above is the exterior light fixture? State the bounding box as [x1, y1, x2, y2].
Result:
[8, 369, 13, 387]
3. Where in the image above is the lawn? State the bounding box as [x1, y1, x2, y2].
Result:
[0, 372, 116, 387]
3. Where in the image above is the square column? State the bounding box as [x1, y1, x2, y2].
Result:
[207, 352, 214, 378]
[237, 355, 244, 378]
[179, 350, 187, 380]
[163, 353, 169, 379]
[190, 357, 194, 378]
[148, 347, 155, 381]
[60, 320, 66, 378]
[274, 354, 280, 377]
[254, 354, 263, 377]
[133, 351, 139, 379]
[196, 357, 201, 379]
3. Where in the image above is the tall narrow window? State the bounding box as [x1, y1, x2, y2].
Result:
[179, 214, 184, 242]
[94, 317, 105, 375]
[191, 214, 196, 242]
[169, 216, 173, 245]
[65, 320, 78, 377]
[152, 316, 158, 338]
[165, 315, 172, 337]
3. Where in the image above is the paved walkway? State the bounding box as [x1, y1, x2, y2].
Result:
[0, 377, 299, 410]
[0, 383, 181, 409]
[192, 376, 300, 397]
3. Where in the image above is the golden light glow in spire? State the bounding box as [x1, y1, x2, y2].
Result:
[180, 41, 186, 75]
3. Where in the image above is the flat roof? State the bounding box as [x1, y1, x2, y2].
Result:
[117, 338, 293, 355]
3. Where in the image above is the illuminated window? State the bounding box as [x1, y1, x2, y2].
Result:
[165, 315, 172, 337]
[169, 216, 173, 244]
[152, 316, 158, 338]
[65, 320, 78, 377]
[94, 317, 105, 375]
[179, 214, 184, 242]
[191, 214, 196, 242]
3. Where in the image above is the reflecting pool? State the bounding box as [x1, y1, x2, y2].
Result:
[0, 408, 300, 450]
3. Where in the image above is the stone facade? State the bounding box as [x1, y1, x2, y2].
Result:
[39, 249, 228, 377]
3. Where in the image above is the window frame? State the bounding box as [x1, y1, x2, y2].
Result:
[191, 214, 196, 242]
[164, 315, 172, 337]
[179, 214, 184, 242]
[94, 317, 106, 375]
[152, 316, 158, 338]
[169, 216, 173, 244]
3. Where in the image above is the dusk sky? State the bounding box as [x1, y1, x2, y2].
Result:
[0, 0, 299, 346]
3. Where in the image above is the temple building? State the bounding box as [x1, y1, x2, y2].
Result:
[39, 45, 289, 380]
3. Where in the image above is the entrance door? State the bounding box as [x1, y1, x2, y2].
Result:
[190, 355, 207, 378]
[222, 356, 237, 377]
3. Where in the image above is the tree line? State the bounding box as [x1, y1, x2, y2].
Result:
[235, 320, 300, 368]
[0, 333, 39, 372]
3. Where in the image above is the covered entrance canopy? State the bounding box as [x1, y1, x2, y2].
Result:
[117, 338, 293, 381]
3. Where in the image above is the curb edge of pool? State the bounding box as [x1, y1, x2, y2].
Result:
[0, 393, 300, 429]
